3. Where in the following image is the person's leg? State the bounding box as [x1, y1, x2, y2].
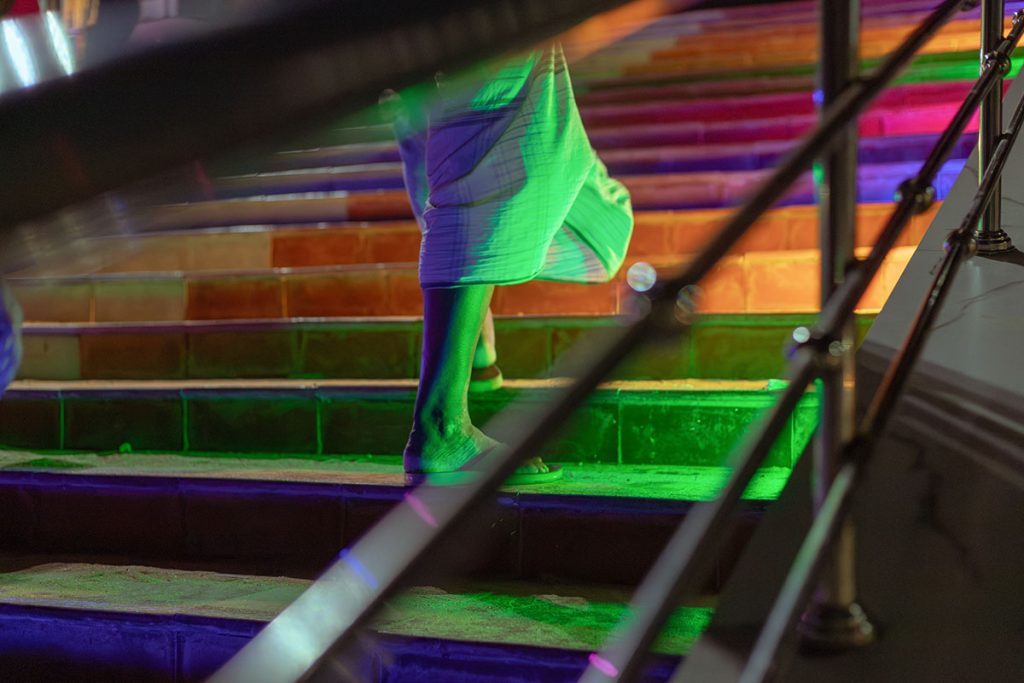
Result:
[386, 88, 503, 395]
[404, 284, 497, 474]
[469, 307, 503, 392]
[404, 284, 551, 475]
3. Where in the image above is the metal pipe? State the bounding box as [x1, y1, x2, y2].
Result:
[578, 351, 821, 683]
[653, 0, 964, 299]
[740, 460, 860, 683]
[976, 0, 1014, 252]
[735, 31, 1024, 680]
[867, 74, 1024, 430]
[211, 2, 968, 680]
[0, 0, 641, 231]
[813, 8, 1024, 358]
[798, 0, 871, 651]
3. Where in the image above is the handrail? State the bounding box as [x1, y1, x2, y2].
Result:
[0, 0, 641, 231]
[580, 1, 975, 679]
[740, 51, 1024, 680]
[210, 1, 970, 682]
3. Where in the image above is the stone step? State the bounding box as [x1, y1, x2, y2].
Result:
[266, 52, 1010, 150]
[8, 246, 916, 322]
[578, 80, 989, 128]
[209, 134, 973, 200]
[121, 158, 959, 229]
[0, 556, 706, 682]
[16, 312, 874, 383]
[579, 50, 1007, 99]
[261, 110, 981, 171]
[269, 80, 992, 153]
[0, 378, 817, 468]
[25, 203, 934, 278]
[0, 452, 785, 584]
[614, 21, 1000, 80]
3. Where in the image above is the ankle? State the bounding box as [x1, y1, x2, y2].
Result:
[473, 341, 497, 369]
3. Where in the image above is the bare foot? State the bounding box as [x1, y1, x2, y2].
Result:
[403, 421, 557, 477]
[403, 423, 499, 474]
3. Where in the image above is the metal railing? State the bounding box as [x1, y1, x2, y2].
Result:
[0, 0, 646, 231]
[207, 0, 1024, 681]
[1, 0, 1018, 681]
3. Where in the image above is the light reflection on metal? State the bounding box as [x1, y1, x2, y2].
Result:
[2, 21, 38, 87]
[404, 492, 439, 528]
[339, 549, 380, 590]
[626, 261, 657, 293]
[588, 652, 620, 677]
[44, 12, 74, 76]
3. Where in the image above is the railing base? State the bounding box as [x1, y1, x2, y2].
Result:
[975, 228, 1014, 253]
[796, 601, 875, 651]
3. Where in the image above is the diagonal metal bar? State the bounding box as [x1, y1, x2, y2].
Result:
[649, 0, 966, 300]
[212, 2, 968, 682]
[577, 1, 967, 680]
[737, 16, 1024, 679]
[814, 8, 1024, 342]
[739, 459, 860, 683]
[0, 0, 642, 231]
[578, 350, 821, 683]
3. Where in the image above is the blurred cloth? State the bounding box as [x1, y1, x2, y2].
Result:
[2, 0, 41, 17]
[392, 44, 633, 289]
[0, 283, 22, 394]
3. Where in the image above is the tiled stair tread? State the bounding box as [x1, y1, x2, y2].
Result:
[8, 246, 914, 282]
[0, 378, 815, 467]
[12, 202, 937, 278]
[547, 52, 1006, 99]
[19, 311, 867, 333]
[0, 451, 789, 503]
[7, 377, 783, 393]
[0, 558, 710, 655]
[16, 313, 862, 383]
[7, 246, 914, 321]
[208, 134, 968, 195]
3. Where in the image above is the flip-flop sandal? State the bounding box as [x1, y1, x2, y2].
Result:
[468, 363, 503, 393]
[405, 459, 564, 487]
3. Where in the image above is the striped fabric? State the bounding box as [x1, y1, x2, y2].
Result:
[392, 45, 634, 288]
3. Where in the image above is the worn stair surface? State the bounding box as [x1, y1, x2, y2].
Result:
[0, 557, 704, 683]
[0, 379, 816, 467]
[0, 0, 962, 679]
[0, 452, 786, 584]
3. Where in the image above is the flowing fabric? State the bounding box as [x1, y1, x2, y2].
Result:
[392, 45, 634, 289]
[0, 282, 21, 393]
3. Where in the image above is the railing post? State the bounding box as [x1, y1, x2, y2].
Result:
[798, 0, 874, 650]
[977, 0, 1013, 252]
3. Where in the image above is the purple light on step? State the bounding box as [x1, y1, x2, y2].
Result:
[589, 653, 619, 677]
[339, 549, 379, 589]
[405, 492, 438, 528]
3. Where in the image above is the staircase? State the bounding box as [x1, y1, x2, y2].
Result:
[0, 1, 996, 680]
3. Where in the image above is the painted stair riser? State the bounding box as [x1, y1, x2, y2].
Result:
[267, 117, 981, 171]
[0, 471, 761, 587]
[316, 54, 990, 134]
[0, 384, 817, 468]
[577, 83, 1004, 127]
[211, 134, 975, 199]
[617, 27, 1013, 79]
[130, 160, 962, 229]
[276, 52, 1017, 150]
[8, 246, 916, 321]
[17, 314, 875, 382]
[42, 203, 935, 276]
[0, 606, 680, 683]
[564, 53, 1018, 103]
